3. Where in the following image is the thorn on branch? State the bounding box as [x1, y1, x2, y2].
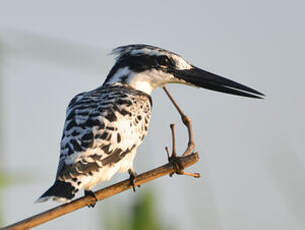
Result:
[165, 146, 170, 162]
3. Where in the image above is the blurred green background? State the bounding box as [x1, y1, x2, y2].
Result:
[103, 191, 173, 230]
[0, 0, 305, 229]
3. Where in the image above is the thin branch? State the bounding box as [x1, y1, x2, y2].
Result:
[162, 86, 195, 156]
[170, 124, 177, 157]
[166, 123, 200, 178]
[2, 152, 199, 230]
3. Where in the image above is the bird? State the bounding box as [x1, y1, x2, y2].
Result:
[37, 44, 264, 205]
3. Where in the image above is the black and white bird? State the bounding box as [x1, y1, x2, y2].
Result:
[37, 44, 264, 204]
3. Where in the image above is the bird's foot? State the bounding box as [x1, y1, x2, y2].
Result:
[84, 190, 98, 208]
[128, 169, 140, 192]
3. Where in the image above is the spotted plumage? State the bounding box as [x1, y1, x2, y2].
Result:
[38, 44, 264, 203]
[38, 85, 152, 202]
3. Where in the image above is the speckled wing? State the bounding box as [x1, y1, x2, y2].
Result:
[56, 85, 152, 186]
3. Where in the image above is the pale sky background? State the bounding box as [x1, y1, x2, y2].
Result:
[0, 0, 305, 229]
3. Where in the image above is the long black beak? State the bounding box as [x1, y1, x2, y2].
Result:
[175, 66, 264, 99]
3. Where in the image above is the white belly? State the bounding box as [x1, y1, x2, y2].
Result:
[82, 149, 137, 190]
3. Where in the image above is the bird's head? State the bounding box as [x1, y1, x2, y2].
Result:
[103, 44, 264, 98]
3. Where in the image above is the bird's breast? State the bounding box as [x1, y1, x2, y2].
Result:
[58, 85, 153, 180]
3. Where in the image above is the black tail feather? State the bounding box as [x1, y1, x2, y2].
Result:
[36, 180, 76, 203]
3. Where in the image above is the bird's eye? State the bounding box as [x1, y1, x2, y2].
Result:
[158, 56, 170, 66]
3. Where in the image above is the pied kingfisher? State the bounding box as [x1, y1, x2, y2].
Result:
[37, 44, 264, 205]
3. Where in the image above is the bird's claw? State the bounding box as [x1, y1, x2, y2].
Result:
[128, 169, 140, 192]
[84, 190, 98, 208]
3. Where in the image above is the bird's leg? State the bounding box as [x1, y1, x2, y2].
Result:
[162, 86, 195, 156]
[128, 168, 140, 192]
[165, 124, 200, 178]
[84, 190, 98, 208]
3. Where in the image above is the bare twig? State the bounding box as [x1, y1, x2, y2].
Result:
[2, 152, 199, 230]
[166, 123, 200, 178]
[170, 124, 177, 157]
[162, 86, 195, 156]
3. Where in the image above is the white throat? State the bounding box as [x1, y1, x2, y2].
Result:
[105, 67, 185, 95]
[127, 69, 175, 94]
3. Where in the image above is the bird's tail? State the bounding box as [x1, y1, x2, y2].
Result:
[36, 180, 77, 203]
